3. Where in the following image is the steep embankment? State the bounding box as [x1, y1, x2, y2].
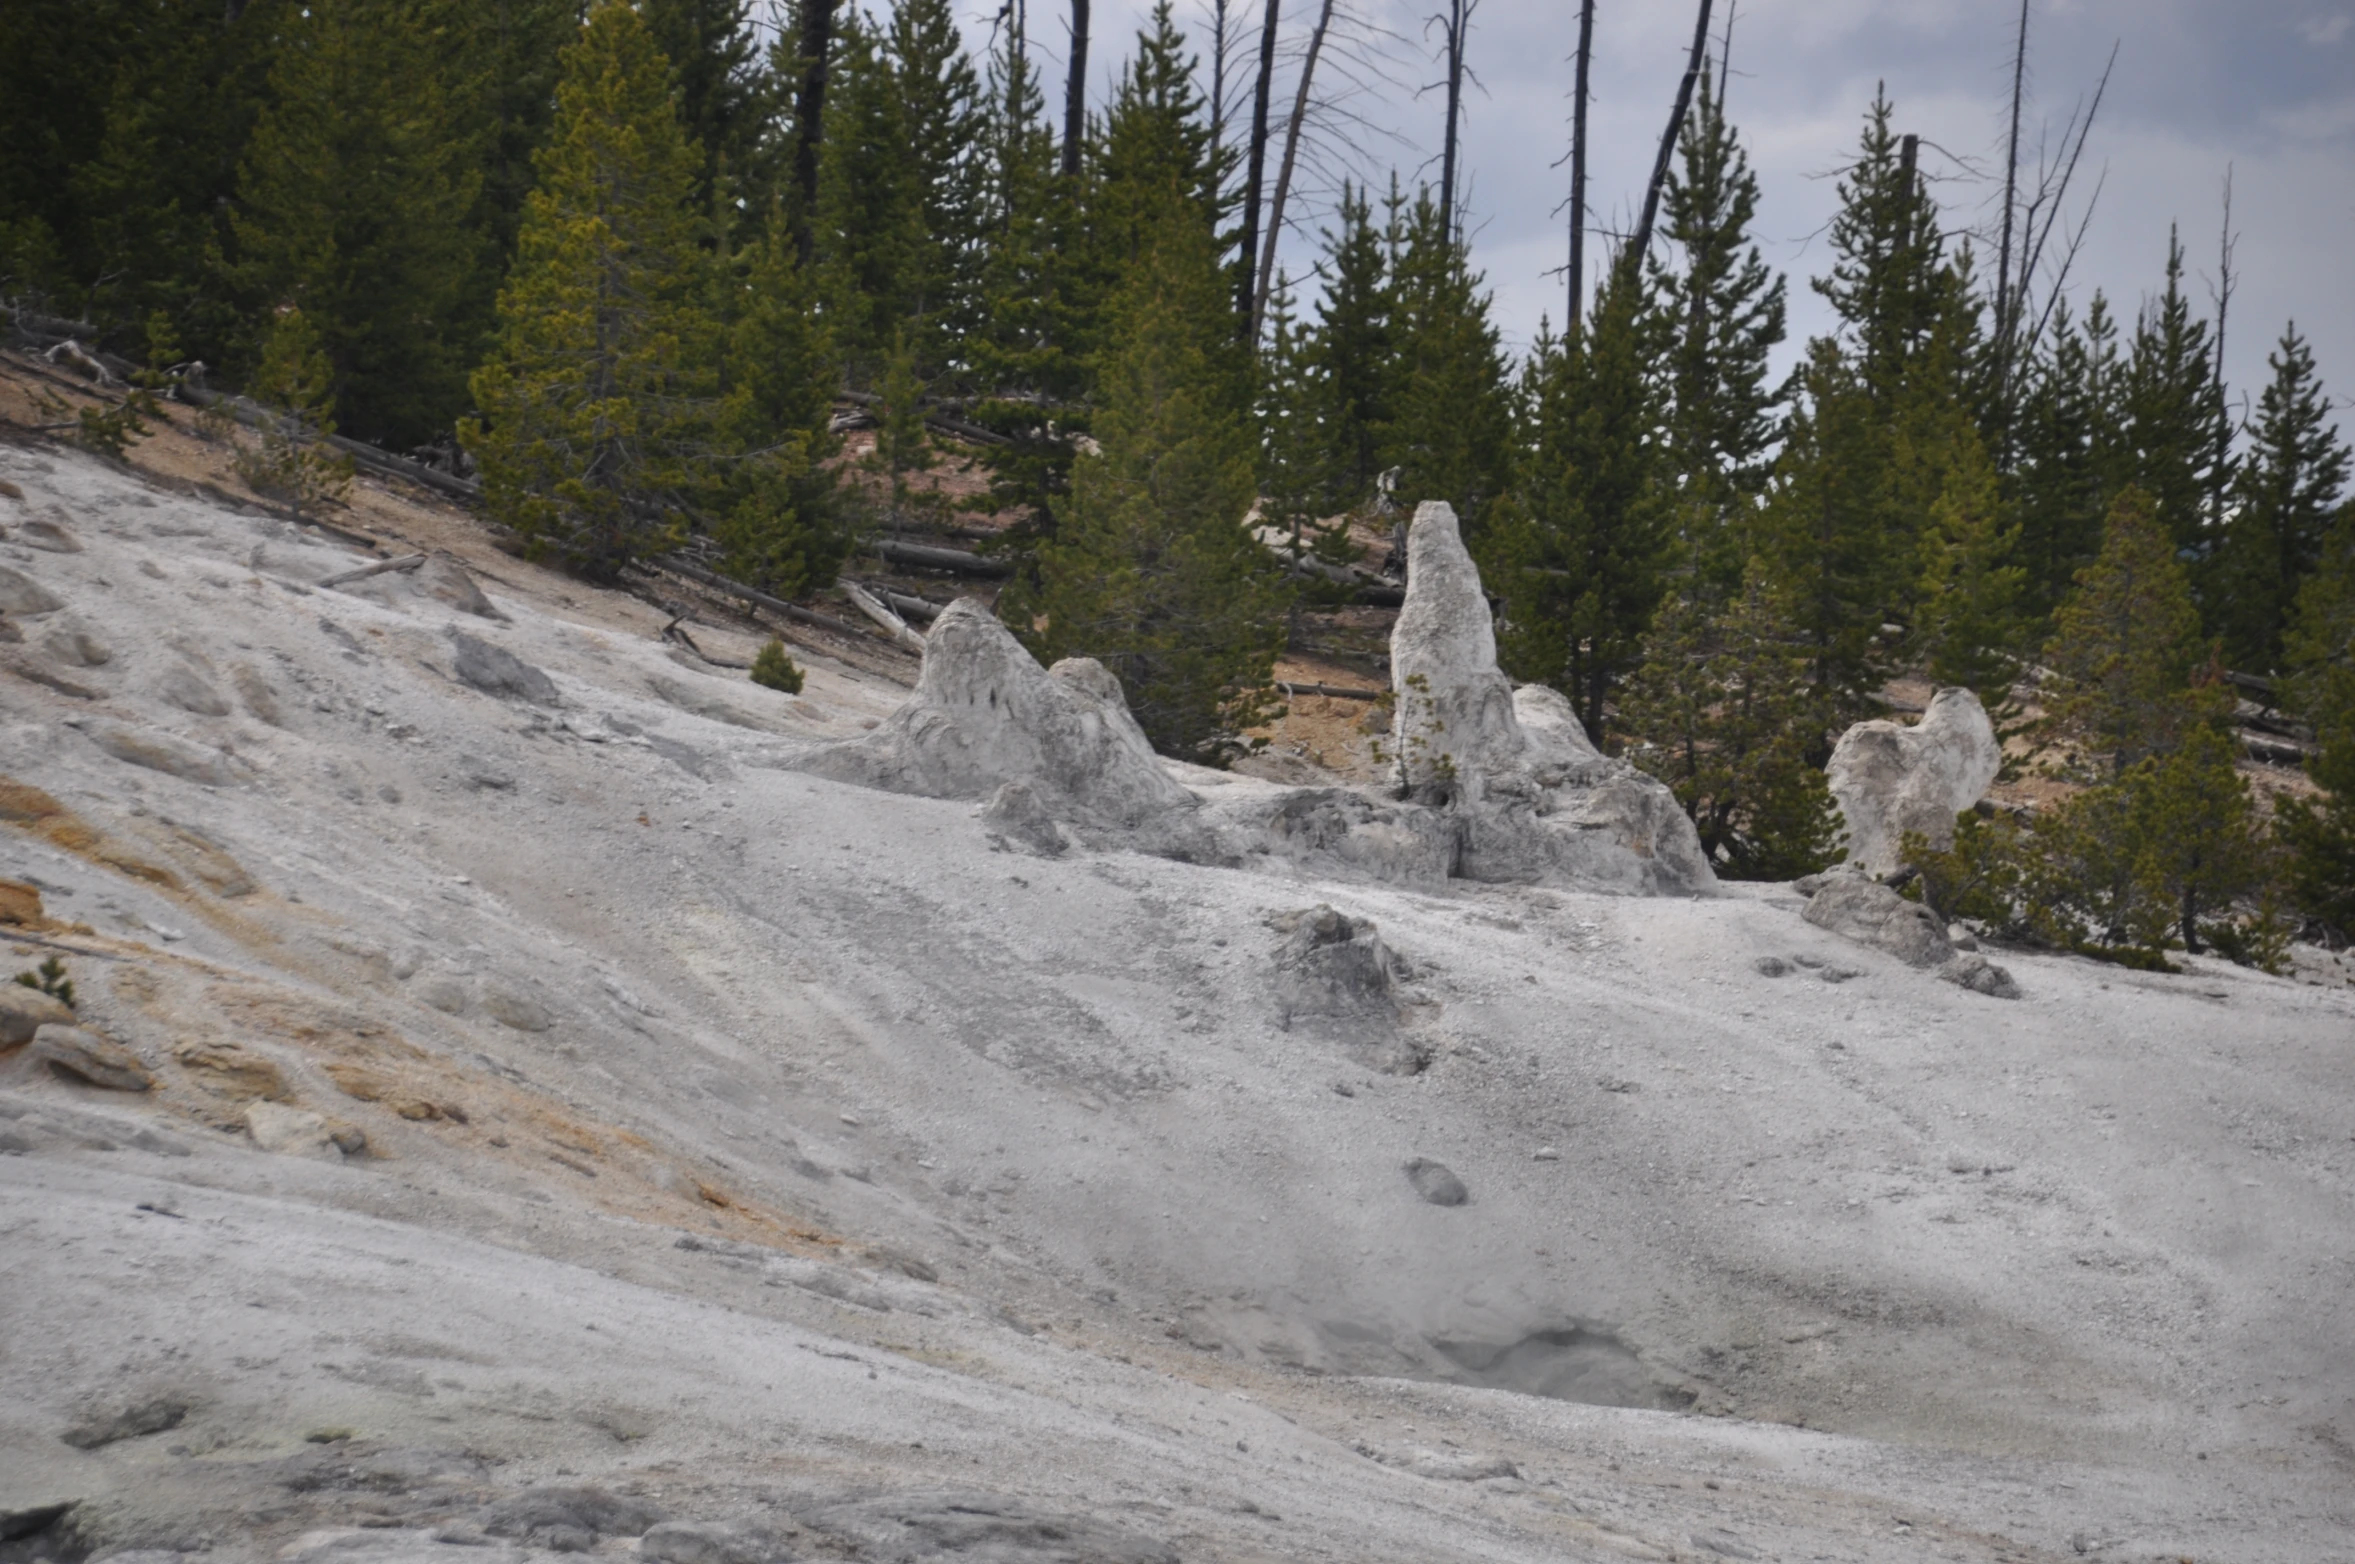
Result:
[2, 416, 2352, 1564]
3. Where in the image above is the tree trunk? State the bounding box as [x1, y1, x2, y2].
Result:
[1993, 0, 2028, 422]
[1060, 0, 1091, 177]
[1249, 0, 1336, 344]
[1566, 0, 1594, 334]
[791, 0, 840, 264]
[1437, 0, 1467, 242]
[1238, 0, 1283, 334]
[1628, 0, 1715, 275]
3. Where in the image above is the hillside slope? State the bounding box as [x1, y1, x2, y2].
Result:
[2, 426, 2352, 1564]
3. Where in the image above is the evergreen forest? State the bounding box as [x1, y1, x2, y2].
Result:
[3, 0, 2350, 967]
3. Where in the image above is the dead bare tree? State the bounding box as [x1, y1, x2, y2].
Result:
[1061, 0, 1091, 177]
[1566, 0, 1595, 334]
[1251, 0, 1339, 342]
[1430, 0, 1475, 241]
[791, 0, 841, 263]
[1239, 0, 1284, 332]
[2006, 44, 2115, 366]
[1993, 0, 2030, 412]
[1626, 0, 1715, 274]
[2207, 164, 2239, 527]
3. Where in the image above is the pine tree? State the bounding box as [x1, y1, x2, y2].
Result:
[1914, 428, 2024, 703]
[1489, 274, 1669, 746]
[233, 304, 355, 516]
[884, 0, 987, 374]
[2123, 724, 2274, 957]
[1303, 182, 1394, 516]
[2278, 499, 2355, 933]
[863, 325, 936, 529]
[1254, 272, 1329, 566]
[2121, 228, 2230, 562]
[2041, 486, 2229, 776]
[2210, 324, 2351, 670]
[460, 0, 586, 262]
[1004, 191, 1285, 765]
[1816, 88, 1954, 414]
[1380, 189, 1513, 540]
[1619, 563, 1842, 878]
[2009, 292, 2127, 626]
[463, 1, 719, 580]
[639, 0, 774, 227]
[1647, 63, 1787, 592]
[812, 13, 926, 378]
[1090, 2, 1233, 266]
[229, 0, 490, 447]
[1752, 341, 1890, 721]
[710, 214, 843, 596]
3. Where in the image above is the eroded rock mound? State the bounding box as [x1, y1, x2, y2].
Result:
[1269, 904, 1429, 1074]
[1391, 501, 1524, 797]
[1801, 875, 2019, 998]
[793, 600, 1194, 829]
[1828, 688, 2002, 875]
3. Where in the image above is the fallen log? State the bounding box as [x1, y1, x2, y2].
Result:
[869, 537, 1013, 578]
[651, 557, 904, 651]
[842, 580, 926, 654]
[1277, 680, 1385, 703]
[320, 553, 426, 588]
[878, 588, 943, 623]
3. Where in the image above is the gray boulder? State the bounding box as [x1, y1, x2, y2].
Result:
[19, 518, 81, 553]
[157, 662, 231, 717]
[41, 620, 110, 667]
[416, 551, 500, 617]
[1404, 1157, 1469, 1206]
[1391, 502, 1524, 798]
[1827, 688, 2003, 875]
[449, 629, 559, 704]
[0, 564, 64, 616]
[29, 1025, 153, 1090]
[1269, 904, 1430, 1074]
[82, 721, 238, 786]
[1, 986, 76, 1046]
[478, 1485, 665, 1548]
[1800, 877, 1953, 967]
[793, 601, 1194, 829]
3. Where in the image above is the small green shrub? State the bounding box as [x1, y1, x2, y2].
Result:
[14, 955, 74, 1008]
[750, 638, 803, 694]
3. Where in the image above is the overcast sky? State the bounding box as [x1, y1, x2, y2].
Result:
[955, 0, 2355, 429]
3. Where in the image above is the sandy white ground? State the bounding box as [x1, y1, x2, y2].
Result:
[1, 437, 2351, 1564]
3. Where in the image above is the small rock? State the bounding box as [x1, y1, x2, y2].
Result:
[232, 665, 283, 725]
[480, 983, 552, 1032]
[0, 564, 65, 616]
[1399, 1446, 1518, 1481]
[1404, 1157, 1469, 1206]
[415, 975, 471, 1014]
[477, 1485, 665, 1547]
[42, 622, 111, 667]
[157, 663, 232, 717]
[82, 722, 237, 786]
[448, 630, 559, 705]
[61, 1396, 188, 1449]
[244, 1101, 341, 1159]
[1938, 951, 2021, 999]
[415, 552, 500, 617]
[459, 755, 517, 791]
[1689, 1530, 1761, 1560]
[19, 518, 82, 553]
[639, 1522, 783, 1564]
[1, 985, 76, 1045]
[1947, 924, 1980, 951]
[1532, 1146, 1561, 1161]
[1817, 965, 1861, 984]
[1751, 956, 1790, 977]
[30, 1025, 152, 1090]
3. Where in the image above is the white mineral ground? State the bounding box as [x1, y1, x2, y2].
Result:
[0, 438, 2350, 1564]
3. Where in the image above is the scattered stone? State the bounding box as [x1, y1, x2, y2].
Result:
[1689, 1529, 1761, 1560]
[448, 630, 559, 705]
[81, 722, 237, 786]
[416, 552, 500, 618]
[639, 1521, 785, 1564]
[480, 982, 552, 1032]
[1801, 877, 1953, 968]
[794, 602, 1196, 828]
[1939, 952, 2022, 1000]
[1398, 1446, 1518, 1482]
[231, 664, 283, 725]
[458, 755, 517, 791]
[414, 975, 471, 1015]
[0, 565, 65, 616]
[979, 781, 1071, 857]
[1404, 1157, 1469, 1206]
[61, 1396, 187, 1449]
[1752, 956, 1791, 977]
[30, 1025, 152, 1090]
[1827, 688, 2003, 876]
[244, 1101, 341, 1159]
[172, 1040, 290, 1101]
[42, 622, 111, 667]
[157, 663, 232, 717]
[1817, 965, 1861, 984]
[1948, 924, 1980, 951]
[477, 1485, 665, 1548]
[803, 1490, 1178, 1564]
[1532, 1146, 1561, 1161]
[19, 519, 82, 553]
[1, 985, 75, 1045]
